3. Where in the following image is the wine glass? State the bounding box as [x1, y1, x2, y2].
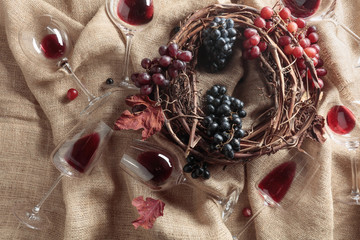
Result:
[18, 14, 111, 114]
[105, 0, 158, 88]
[119, 139, 242, 221]
[280, 0, 360, 66]
[323, 100, 360, 205]
[13, 99, 114, 230]
[233, 149, 320, 238]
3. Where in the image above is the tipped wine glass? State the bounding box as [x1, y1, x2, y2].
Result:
[280, 0, 360, 66]
[323, 100, 360, 205]
[13, 100, 114, 230]
[18, 14, 111, 114]
[119, 139, 242, 222]
[233, 149, 320, 238]
[105, 0, 159, 88]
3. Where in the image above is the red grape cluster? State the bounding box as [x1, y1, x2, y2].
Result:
[242, 6, 327, 89]
[131, 43, 193, 95]
[242, 28, 267, 59]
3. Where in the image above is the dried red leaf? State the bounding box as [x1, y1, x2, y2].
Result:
[131, 196, 165, 230]
[115, 95, 164, 140]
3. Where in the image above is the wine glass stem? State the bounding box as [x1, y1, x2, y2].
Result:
[32, 174, 64, 214]
[179, 174, 239, 221]
[122, 33, 134, 83]
[62, 63, 98, 103]
[234, 204, 266, 239]
[350, 157, 360, 197]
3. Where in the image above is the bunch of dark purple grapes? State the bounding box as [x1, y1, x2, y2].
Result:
[131, 43, 193, 95]
[203, 85, 246, 159]
[201, 17, 237, 72]
[183, 155, 210, 180]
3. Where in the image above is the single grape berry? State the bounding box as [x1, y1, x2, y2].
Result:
[242, 207, 252, 217]
[260, 6, 274, 19]
[141, 58, 152, 69]
[183, 164, 194, 173]
[292, 46, 304, 58]
[296, 18, 306, 28]
[254, 17, 266, 28]
[137, 73, 151, 85]
[168, 43, 179, 58]
[279, 7, 291, 20]
[159, 55, 172, 68]
[307, 32, 319, 43]
[105, 78, 114, 85]
[287, 22, 298, 33]
[250, 46, 261, 59]
[278, 36, 291, 47]
[258, 41, 268, 52]
[140, 84, 153, 95]
[67, 88, 78, 100]
[177, 51, 193, 62]
[158, 45, 168, 56]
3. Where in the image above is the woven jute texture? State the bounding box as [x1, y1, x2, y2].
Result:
[1, 0, 360, 239]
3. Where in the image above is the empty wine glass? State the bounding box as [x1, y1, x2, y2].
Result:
[13, 98, 114, 230]
[233, 149, 320, 238]
[105, 0, 159, 88]
[19, 14, 110, 113]
[120, 139, 242, 221]
[280, 0, 360, 66]
[323, 100, 360, 205]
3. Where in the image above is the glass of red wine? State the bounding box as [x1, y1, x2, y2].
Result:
[105, 0, 159, 89]
[233, 149, 320, 238]
[13, 101, 114, 230]
[18, 15, 111, 114]
[120, 140, 242, 221]
[280, 0, 360, 66]
[324, 100, 360, 205]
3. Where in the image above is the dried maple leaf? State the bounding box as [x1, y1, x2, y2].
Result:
[131, 196, 165, 230]
[114, 95, 164, 140]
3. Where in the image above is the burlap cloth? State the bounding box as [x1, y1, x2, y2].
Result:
[1, 0, 360, 239]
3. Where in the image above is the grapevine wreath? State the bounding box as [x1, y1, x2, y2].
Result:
[115, 3, 326, 177]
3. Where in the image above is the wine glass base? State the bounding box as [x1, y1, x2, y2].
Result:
[335, 193, 360, 205]
[80, 91, 112, 116]
[13, 207, 50, 230]
[218, 188, 241, 222]
[118, 80, 138, 90]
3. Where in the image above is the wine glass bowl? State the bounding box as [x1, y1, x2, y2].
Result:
[280, 0, 334, 19]
[106, 0, 154, 34]
[19, 15, 72, 69]
[323, 100, 360, 205]
[53, 120, 113, 178]
[325, 103, 360, 147]
[120, 139, 182, 191]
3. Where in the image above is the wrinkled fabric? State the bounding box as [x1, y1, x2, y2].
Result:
[1, 0, 360, 239]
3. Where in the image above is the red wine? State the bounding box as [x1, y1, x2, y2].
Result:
[137, 151, 173, 184]
[117, 0, 154, 26]
[258, 161, 297, 203]
[40, 34, 66, 59]
[66, 133, 100, 173]
[327, 105, 356, 135]
[283, 0, 321, 18]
